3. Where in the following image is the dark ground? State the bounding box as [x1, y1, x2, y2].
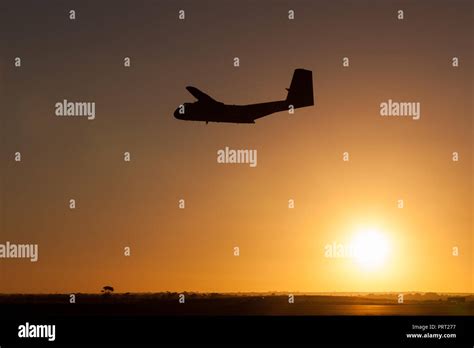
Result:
[1, 293, 472, 316]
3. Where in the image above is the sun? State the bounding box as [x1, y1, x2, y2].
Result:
[352, 228, 390, 271]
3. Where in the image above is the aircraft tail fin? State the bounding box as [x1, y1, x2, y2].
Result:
[286, 69, 314, 108]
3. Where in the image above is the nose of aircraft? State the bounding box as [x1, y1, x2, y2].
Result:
[173, 107, 182, 119]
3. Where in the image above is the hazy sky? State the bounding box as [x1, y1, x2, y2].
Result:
[1, 0, 472, 293]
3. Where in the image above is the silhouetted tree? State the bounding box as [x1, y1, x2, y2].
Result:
[101, 286, 114, 296]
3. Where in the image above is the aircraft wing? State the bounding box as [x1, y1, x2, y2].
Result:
[186, 86, 217, 103]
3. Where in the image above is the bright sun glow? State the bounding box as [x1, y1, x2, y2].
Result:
[352, 229, 390, 271]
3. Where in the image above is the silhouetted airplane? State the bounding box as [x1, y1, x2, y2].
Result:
[174, 69, 314, 124]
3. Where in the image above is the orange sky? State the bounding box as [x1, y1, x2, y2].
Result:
[1, 0, 472, 293]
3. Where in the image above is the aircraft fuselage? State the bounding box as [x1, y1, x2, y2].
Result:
[174, 100, 289, 123]
[174, 69, 314, 124]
